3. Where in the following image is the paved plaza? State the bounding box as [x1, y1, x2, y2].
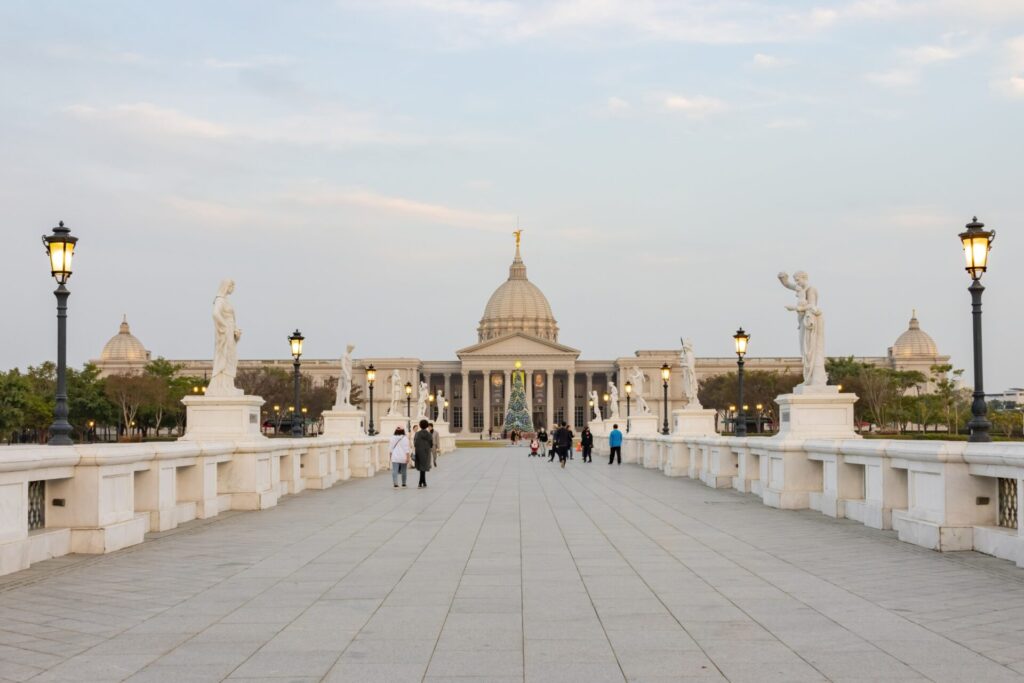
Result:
[1, 449, 1023, 682]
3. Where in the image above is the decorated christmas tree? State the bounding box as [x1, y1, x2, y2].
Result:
[503, 362, 534, 434]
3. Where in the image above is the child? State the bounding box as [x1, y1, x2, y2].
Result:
[529, 438, 539, 457]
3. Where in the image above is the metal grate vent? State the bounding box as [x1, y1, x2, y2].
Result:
[998, 478, 1018, 530]
[28, 480, 45, 531]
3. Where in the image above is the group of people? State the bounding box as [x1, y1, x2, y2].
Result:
[527, 423, 624, 467]
[388, 419, 440, 489]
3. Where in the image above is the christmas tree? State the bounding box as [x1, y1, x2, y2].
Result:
[503, 364, 534, 434]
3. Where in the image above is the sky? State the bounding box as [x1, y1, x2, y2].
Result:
[1, 0, 1022, 387]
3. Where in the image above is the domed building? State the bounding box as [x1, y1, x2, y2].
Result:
[94, 236, 951, 435]
[94, 316, 151, 374]
[477, 239, 559, 342]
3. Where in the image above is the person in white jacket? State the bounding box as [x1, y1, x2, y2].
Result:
[389, 426, 411, 488]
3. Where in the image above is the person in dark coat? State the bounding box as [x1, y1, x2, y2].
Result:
[549, 424, 561, 462]
[537, 427, 548, 457]
[555, 422, 573, 468]
[580, 427, 594, 463]
[413, 419, 433, 488]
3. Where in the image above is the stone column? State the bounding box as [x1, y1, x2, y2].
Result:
[503, 369, 511, 426]
[525, 369, 533, 416]
[461, 372, 469, 433]
[567, 371, 576, 429]
[443, 374, 451, 423]
[482, 372, 491, 436]
[546, 370, 554, 429]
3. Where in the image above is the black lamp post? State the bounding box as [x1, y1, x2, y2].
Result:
[366, 365, 376, 435]
[624, 381, 632, 432]
[733, 327, 749, 437]
[405, 381, 413, 431]
[602, 392, 610, 420]
[660, 364, 671, 435]
[288, 329, 304, 437]
[959, 216, 995, 442]
[42, 221, 77, 446]
[429, 393, 436, 421]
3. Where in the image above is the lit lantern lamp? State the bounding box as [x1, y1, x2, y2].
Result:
[288, 329, 304, 437]
[733, 327, 749, 437]
[366, 365, 377, 435]
[959, 217, 996, 442]
[42, 221, 79, 445]
[660, 364, 671, 435]
[624, 381, 633, 432]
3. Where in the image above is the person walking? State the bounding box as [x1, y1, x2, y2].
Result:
[429, 422, 440, 468]
[581, 426, 594, 463]
[413, 419, 433, 487]
[549, 423, 560, 462]
[556, 421, 572, 468]
[565, 423, 575, 460]
[389, 426, 411, 488]
[608, 423, 623, 465]
[537, 427, 548, 457]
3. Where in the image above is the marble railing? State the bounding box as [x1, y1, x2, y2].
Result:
[0, 434, 404, 577]
[594, 433, 1024, 569]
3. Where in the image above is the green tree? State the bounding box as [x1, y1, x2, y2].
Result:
[0, 370, 32, 442]
[698, 370, 801, 428]
[67, 363, 116, 441]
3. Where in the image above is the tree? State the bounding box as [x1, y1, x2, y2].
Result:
[503, 369, 533, 433]
[67, 363, 116, 441]
[140, 358, 184, 436]
[698, 370, 801, 428]
[0, 370, 31, 443]
[104, 373, 161, 438]
[931, 364, 965, 434]
[857, 366, 925, 432]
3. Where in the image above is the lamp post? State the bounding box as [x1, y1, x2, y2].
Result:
[301, 407, 309, 436]
[755, 403, 764, 433]
[288, 329, 304, 437]
[959, 217, 996, 442]
[405, 381, 413, 431]
[660, 364, 671, 435]
[733, 327, 749, 437]
[624, 381, 632, 432]
[366, 365, 376, 435]
[429, 393, 436, 421]
[602, 392, 610, 420]
[42, 221, 78, 445]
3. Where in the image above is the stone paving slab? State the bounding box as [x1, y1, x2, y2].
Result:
[1, 447, 1023, 682]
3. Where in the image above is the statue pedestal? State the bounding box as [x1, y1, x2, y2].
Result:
[673, 408, 717, 436]
[379, 415, 411, 437]
[433, 420, 451, 436]
[625, 414, 659, 435]
[588, 420, 607, 437]
[774, 386, 860, 440]
[322, 408, 366, 437]
[181, 395, 265, 441]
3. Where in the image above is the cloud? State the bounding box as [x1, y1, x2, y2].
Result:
[282, 186, 513, 231]
[64, 103, 229, 138]
[63, 101, 427, 148]
[766, 118, 808, 129]
[751, 53, 793, 69]
[992, 35, 1024, 98]
[662, 95, 727, 119]
[864, 68, 918, 88]
[606, 96, 630, 114]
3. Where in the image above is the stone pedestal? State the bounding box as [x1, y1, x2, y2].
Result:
[588, 420, 607, 437]
[322, 408, 366, 437]
[181, 395, 265, 441]
[626, 414, 659, 435]
[774, 386, 860, 440]
[380, 414, 411, 437]
[433, 420, 451, 436]
[672, 408, 717, 436]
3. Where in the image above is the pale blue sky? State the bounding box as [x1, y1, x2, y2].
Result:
[1, 1, 1022, 386]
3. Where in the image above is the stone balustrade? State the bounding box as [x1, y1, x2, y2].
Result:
[597, 432, 1024, 569]
[0, 433, 422, 576]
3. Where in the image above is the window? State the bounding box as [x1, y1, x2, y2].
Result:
[453, 406, 463, 429]
[574, 406, 585, 429]
[472, 408, 483, 430]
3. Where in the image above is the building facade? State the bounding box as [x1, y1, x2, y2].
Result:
[94, 241, 949, 433]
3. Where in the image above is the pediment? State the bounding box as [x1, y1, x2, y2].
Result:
[457, 332, 580, 359]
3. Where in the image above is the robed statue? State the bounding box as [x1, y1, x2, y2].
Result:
[416, 380, 429, 419]
[778, 271, 828, 388]
[335, 344, 355, 408]
[608, 382, 620, 419]
[629, 366, 652, 415]
[208, 279, 242, 396]
[680, 338, 701, 408]
[387, 370, 403, 416]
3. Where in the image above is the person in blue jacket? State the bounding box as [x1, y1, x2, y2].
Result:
[608, 424, 623, 465]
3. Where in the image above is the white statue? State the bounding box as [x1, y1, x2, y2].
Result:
[778, 271, 828, 388]
[608, 382, 620, 419]
[207, 279, 242, 397]
[387, 370, 403, 416]
[335, 344, 355, 408]
[590, 390, 602, 421]
[680, 338, 701, 409]
[629, 366, 652, 415]
[436, 389, 446, 422]
[416, 380, 429, 419]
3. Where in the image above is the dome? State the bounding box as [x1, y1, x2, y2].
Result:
[478, 239, 559, 342]
[100, 316, 151, 363]
[890, 311, 938, 358]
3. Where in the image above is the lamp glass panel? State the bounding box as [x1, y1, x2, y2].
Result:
[661, 366, 670, 381]
[366, 368, 376, 382]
